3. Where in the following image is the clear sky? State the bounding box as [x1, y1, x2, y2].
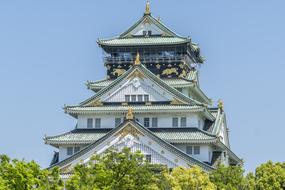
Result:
[0, 0, 284, 172]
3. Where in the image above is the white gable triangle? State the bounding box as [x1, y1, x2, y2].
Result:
[130, 18, 164, 36]
[102, 76, 174, 103]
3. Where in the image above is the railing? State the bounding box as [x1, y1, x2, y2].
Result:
[104, 54, 191, 64]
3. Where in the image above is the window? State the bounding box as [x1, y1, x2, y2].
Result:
[186, 146, 193, 155]
[67, 147, 73, 155]
[144, 118, 150, 127]
[152, 118, 158, 127]
[74, 147, 80, 153]
[125, 95, 130, 102]
[115, 118, 121, 127]
[145, 155, 151, 162]
[131, 95, 136, 102]
[143, 31, 147, 36]
[181, 117, 187, 127]
[172, 117, 178, 127]
[144, 95, 149, 102]
[138, 95, 143, 102]
[95, 118, 101, 128]
[194, 146, 200, 155]
[87, 118, 93, 128]
[148, 30, 152, 36]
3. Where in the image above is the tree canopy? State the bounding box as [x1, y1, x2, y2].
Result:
[0, 154, 63, 190]
[165, 166, 216, 190]
[1, 150, 285, 190]
[66, 148, 161, 190]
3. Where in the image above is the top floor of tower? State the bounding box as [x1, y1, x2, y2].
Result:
[97, 1, 204, 80]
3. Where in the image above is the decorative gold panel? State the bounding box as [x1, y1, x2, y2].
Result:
[116, 124, 144, 140]
[170, 98, 185, 105]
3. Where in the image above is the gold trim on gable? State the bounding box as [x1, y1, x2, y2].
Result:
[87, 98, 103, 107]
[127, 70, 145, 80]
[116, 124, 144, 140]
[170, 98, 185, 105]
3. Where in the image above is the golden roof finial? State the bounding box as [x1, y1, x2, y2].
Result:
[218, 99, 224, 111]
[145, 0, 151, 15]
[134, 52, 141, 65]
[126, 107, 134, 120]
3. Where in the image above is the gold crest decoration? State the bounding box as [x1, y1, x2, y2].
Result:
[134, 52, 141, 65]
[112, 68, 126, 76]
[126, 107, 134, 120]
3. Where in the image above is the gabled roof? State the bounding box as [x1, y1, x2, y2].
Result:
[48, 119, 214, 171]
[76, 64, 205, 107]
[45, 127, 218, 146]
[87, 70, 198, 91]
[97, 7, 192, 48]
[86, 69, 211, 105]
[119, 11, 179, 38]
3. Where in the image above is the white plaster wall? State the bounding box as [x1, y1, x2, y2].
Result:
[102, 77, 173, 102]
[77, 113, 204, 129]
[131, 21, 163, 36]
[173, 144, 213, 163]
[59, 145, 86, 162]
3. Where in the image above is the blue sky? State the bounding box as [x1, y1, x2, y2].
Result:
[0, 0, 284, 172]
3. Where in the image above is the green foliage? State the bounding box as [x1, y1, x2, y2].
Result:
[0, 154, 63, 190]
[165, 166, 216, 190]
[2, 151, 285, 190]
[254, 161, 285, 190]
[210, 165, 246, 190]
[66, 147, 161, 190]
[0, 175, 7, 190]
[244, 172, 256, 190]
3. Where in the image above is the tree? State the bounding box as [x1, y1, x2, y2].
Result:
[254, 161, 285, 190]
[244, 172, 256, 190]
[0, 154, 63, 190]
[66, 147, 161, 190]
[165, 166, 216, 190]
[0, 176, 7, 190]
[210, 165, 246, 190]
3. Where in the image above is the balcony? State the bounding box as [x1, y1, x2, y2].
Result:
[104, 54, 192, 65]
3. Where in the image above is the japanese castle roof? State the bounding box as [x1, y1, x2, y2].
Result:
[66, 63, 209, 111]
[86, 70, 211, 104]
[45, 127, 218, 146]
[47, 119, 215, 171]
[65, 104, 214, 121]
[87, 70, 198, 90]
[97, 4, 203, 62]
[98, 37, 190, 47]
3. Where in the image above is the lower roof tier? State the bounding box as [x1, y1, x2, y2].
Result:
[45, 127, 218, 146]
[64, 105, 215, 121]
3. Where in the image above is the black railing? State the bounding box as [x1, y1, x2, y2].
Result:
[104, 54, 190, 64]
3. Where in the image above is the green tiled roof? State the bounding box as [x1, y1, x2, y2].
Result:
[45, 128, 218, 145]
[64, 105, 215, 121]
[87, 72, 197, 90]
[98, 37, 190, 47]
[48, 120, 215, 171]
[79, 64, 205, 107]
